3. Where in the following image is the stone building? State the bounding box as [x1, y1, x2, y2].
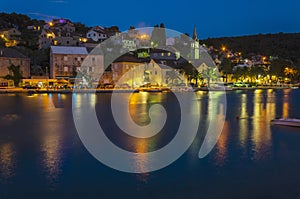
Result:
[50, 46, 104, 82]
[0, 48, 30, 79]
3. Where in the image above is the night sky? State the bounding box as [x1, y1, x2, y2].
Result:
[1, 0, 300, 38]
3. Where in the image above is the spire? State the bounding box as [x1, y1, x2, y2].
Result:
[192, 26, 198, 40]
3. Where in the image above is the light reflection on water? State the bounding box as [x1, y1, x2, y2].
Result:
[239, 93, 248, 148]
[38, 94, 64, 188]
[282, 89, 290, 118]
[251, 90, 273, 161]
[0, 142, 16, 183]
[0, 89, 300, 198]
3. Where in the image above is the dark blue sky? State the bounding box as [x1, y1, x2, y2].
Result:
[1, 0, 300, 38]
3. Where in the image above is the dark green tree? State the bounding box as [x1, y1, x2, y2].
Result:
[220, 58, 232, 82]
[270, 59, 292, 78]
[233, 67, 249, 82]
[150, 24, 166, 48]
[5, 64, 23, 86]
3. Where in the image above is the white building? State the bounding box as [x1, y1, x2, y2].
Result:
[86, 26, 108, 42]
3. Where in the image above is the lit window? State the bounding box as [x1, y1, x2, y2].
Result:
[64, 56, 68, 61]
[64, 67, 68, 72]
[161, 53, 164, 56]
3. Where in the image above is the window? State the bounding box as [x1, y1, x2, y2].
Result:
[64, 66, 68, 72]
[126, 65, 129, 69]
[88, 34, 91, 37]
[93, 33, 96, 37]
[66, 41, 69, 44]
[92, 57, 95, 61]
[161, 53, 164, 56]
[64, 56, 68, 61]
[89, 67, 94, 72]
[155, 71, 157, 75]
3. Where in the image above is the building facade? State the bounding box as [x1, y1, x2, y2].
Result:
[50, 46, 104, 82]
[86, 26, 108, 42]
[112, 55, 173, 88]
[0, 48, 30, 79]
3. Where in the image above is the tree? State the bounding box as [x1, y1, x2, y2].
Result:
[5, 64, 23, 86]
[150, 24, 166, 48]
[233, 67, 249, 82]
[201, 68, 218, 88]
[220, 58, 232, 82]
[249, 66, 266, 83]
[74, 22, 90, 36]
[270, 59, 292, 79]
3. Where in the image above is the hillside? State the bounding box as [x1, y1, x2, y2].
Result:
[201, 33, 300, 64]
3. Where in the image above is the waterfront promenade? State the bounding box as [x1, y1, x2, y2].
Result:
[0, 86, 298, 94]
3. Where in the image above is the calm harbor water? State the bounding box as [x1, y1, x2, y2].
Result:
[0, 89, 300, 199]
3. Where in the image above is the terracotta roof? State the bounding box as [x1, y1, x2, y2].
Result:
[0, 48, 28, 59]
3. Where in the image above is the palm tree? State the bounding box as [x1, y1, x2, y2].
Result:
[201, 68, 218, 88]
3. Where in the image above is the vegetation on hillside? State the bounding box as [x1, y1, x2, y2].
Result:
[202, 33, 300, 65]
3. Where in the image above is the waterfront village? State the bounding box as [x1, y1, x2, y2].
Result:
[0, 14, 299, 91]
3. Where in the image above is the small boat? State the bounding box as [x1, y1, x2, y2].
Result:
[271, 118, 300, 127]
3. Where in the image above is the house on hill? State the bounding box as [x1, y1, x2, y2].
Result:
[0, 28, 21, 47]
[86, 26, 108, 42]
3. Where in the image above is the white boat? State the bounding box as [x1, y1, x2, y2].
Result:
[271, 118, 300, 127]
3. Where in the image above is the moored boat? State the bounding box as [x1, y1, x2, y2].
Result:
[271, 118, 300, 127]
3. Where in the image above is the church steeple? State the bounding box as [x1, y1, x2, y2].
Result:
[192, 26, 198, 40]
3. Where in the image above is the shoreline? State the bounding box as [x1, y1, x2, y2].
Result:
[0, 86, 298, 94]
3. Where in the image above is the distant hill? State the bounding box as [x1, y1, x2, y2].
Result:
[201, 33, 300, 64]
